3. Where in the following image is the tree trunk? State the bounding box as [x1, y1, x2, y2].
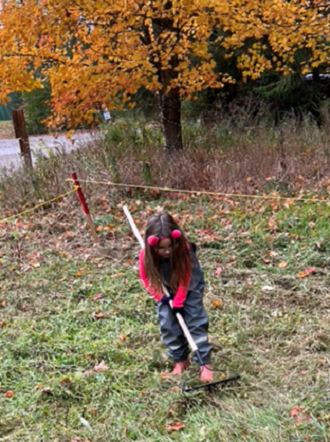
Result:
[159, 88, 183, 151]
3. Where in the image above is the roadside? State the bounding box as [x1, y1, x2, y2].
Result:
[0, 126, 100, 169]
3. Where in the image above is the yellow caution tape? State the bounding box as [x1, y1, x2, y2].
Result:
[0, 186, 79, 224]
[65, 178, 329, 203]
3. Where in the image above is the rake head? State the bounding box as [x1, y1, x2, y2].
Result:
[182, 368, 240, 393]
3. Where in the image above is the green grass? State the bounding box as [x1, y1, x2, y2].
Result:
[0, 195, 330, 441]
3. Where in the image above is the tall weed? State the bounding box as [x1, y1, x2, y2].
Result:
[1, 116, 330, 214]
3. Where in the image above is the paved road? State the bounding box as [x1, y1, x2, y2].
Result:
[0, 132, 98, 170]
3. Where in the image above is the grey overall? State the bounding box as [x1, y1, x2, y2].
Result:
[156, 244, 212, 365]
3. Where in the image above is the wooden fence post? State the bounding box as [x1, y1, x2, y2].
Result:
[12, 109, 32, 168]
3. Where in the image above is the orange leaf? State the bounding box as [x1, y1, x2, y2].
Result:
[278, 261, 288, 269]
[1, 320, 6, 327]
[5, 390, 14, 398]
[297, 267, 315, 278]
[212, 300, 223, 308]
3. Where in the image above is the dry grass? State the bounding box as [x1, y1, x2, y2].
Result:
[0, 121, 15, 139]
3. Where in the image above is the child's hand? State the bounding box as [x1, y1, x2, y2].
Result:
[161, 296, 171, 305]
[172, 307, 184, 316]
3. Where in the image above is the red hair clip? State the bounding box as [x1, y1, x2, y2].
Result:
[147, 230, 181, 247]
[147, 236, 159, 247]
[171, 230, 181, 239]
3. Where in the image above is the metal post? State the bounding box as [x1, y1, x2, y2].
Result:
[12, 109, 32, 168]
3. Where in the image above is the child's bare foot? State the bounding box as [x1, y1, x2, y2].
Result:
[170, 358, 190, 376]
[199, 365, 214, 383]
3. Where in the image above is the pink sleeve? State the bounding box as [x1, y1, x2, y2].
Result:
[139, 249, 163, 302]
[172, 273, 191, 308]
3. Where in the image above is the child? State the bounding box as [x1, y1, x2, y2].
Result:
[139, 212, 213, 382]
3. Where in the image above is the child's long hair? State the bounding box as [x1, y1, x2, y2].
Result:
[144, 212, 191, 294]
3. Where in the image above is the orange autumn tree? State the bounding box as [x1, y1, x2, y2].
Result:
[0, 1, 330, 150]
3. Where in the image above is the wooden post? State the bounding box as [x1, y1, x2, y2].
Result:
[12, 109, 32, 168]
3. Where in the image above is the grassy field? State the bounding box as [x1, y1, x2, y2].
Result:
[0, 192, 329, 442]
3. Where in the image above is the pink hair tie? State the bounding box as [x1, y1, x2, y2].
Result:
[147, 236, 159, 247]
[171, 230, 181, 239]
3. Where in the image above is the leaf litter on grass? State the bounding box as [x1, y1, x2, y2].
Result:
[0, 192, 330, 441]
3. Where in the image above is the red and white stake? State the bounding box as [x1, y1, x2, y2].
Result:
[72, 172, 99, 244]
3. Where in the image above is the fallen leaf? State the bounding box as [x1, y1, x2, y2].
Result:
[165, 422, 184, 431]
[1, 320, 6, 327]
[92, 293, 103, 301]
[5, 390, 14, 398]
[94, 361, 108, 372]
[278, 261, 288, 269]
[212, 300, 223, 308]
[120, 335, 127, 341]
[214, 267, 222, 276]
[92, 312, 106, 319]
[160, 371, 170, 380]
[83, 369, 95, 377]
[79, 416, 92, 431]
[297, 267, 315, 278]
[261, 286, 275, 292]
[290, 406, 311, 424]
[60, 377, 72, 385]
[41, 387, 51, 394]
[31, 262, 40, 268]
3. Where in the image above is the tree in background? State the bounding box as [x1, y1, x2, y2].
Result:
[0, 1, 330, 150]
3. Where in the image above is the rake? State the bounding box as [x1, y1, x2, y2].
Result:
[123, 205, 240, 393]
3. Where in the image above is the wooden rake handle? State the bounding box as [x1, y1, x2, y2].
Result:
[123, 205, 199, 353]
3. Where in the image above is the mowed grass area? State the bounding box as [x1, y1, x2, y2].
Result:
[0, 194, 329, 442]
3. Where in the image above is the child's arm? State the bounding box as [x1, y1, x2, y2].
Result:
[172, 242, 192, 308]
[139, 249, 163, 302]
[172, 277, 190, 308]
